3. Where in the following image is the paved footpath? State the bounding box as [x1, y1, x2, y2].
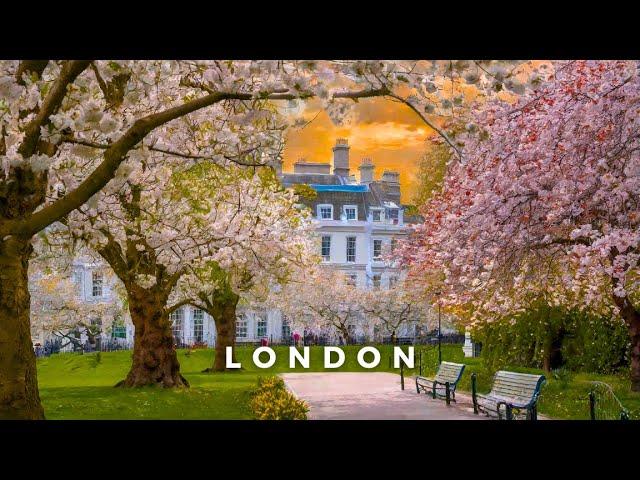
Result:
[281, 372, 487, 420]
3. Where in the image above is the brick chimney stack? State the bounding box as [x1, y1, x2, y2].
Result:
[332, 138, 350, 177]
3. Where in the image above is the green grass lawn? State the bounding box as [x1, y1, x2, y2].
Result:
[36, 345, 640, 420]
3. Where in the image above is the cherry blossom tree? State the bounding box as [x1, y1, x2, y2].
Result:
[30, 264, 124, 352]
[172, 166, 317, 372]
[401, 60, 640, 390]
[275, 268, 367, 345]
[361, 278, 435, 344]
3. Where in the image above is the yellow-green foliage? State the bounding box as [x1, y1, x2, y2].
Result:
[292, 183, 317, 200]
[250, 376, 309, 420]
[412, 143, 451, 207]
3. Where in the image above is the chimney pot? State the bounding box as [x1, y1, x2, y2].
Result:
[332, 138, 350, 177]
[358, 157, 375, 184]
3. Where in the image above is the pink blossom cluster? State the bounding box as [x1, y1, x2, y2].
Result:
[401, 60, 640, 322]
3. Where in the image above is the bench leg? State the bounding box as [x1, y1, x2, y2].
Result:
[432, 382, 436, 399]
[471, 373, 478, 414]
[506, 404, 513, 421]
[445, 382, 451, 406]
[416, 379, 420, 394]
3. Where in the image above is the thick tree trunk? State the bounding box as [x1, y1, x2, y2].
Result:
[213, 308, 237, 372]
[0, 237, 45, 419]
[612, 286, 640, 392]
[626, 312, 640, 392]
[116, 289, 188, 388]
[203, 292, 239, 372]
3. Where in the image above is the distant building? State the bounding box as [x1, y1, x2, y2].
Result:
[33, 139, 436, 350]
[236, 138, 425, 343]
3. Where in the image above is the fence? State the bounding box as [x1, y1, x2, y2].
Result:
[34, 330, 466, 358]
[34, 337, 133, 357]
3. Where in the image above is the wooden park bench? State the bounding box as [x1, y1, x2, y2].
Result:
[472, 371, 546, 420]
[415, 361, 466, 405]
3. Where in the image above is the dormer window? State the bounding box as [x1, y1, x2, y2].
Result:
[344, 205, 357, 221]
[387, 208, 399, 224]
[371, 208, 384, 222]
[318, 204, 333, 220]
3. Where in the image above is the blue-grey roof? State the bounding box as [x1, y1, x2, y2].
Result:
[310, 184, 369, 193]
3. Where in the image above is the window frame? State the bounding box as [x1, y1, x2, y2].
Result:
[372, 238, 383, 261]
[346, 236, 357, 263]
[321, 235, 331, 262]
[343, 205, 358, 221]
[170, 308, 184, 343]
[370, 207, 384, 222]
[91, 271, 103, 298]
[192, 308, 204, 343]
[281, 317, 291, 339]
[317, 204, 334, 220]
[236, 314, 248, 339]
[256, 316, 268, 338]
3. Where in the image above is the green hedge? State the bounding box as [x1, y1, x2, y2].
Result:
[473, 304, 630, 374]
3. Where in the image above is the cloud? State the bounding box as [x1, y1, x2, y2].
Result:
[348, 122, 429, 150]
[284, 97, 433, 202]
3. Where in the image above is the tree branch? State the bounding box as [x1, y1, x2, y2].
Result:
[15, 60, 49, 85]
[387, 92, 462, 160]
[17, 60, 91, 159]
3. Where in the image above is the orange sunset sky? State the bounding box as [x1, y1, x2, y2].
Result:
[283, 97, 435, 203]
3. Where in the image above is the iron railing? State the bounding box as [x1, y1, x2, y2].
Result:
[588, 381, 630, 420]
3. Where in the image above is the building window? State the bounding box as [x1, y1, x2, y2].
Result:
[389, 276, 398, 289]
[170, 308, 184, 343]
[391, 238, 398, 253]
[318, 204, 333, 220]
[346, 273, 357, 286]
[373, 239, 383, 260]
[346, 236, 356, 263]
[371, 208, 383, 222]
[236, 315, 247, 339]
[73, 270, 83, 285]
[91, 271, 103, 297]
[192, 308, 204, 343]
[388, 208, 399, 223]
[282, 318, 291, 340]
[256, 316, 267, 338]
[321, 235, 331, 262]
[344, 205, 357, 221]
[372, 274, 382, 290]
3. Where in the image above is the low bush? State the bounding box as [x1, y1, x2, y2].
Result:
[250, 376, 309, 420]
